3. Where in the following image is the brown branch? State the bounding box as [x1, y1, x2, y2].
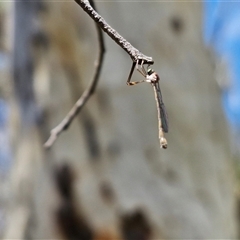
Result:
[74, 0, 154, 65]
[44, 0, 105, 149]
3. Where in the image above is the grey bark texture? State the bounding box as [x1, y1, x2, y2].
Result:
[2, 1, 237, 239]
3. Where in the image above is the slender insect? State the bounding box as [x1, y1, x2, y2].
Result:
[126, 60, 168, 149]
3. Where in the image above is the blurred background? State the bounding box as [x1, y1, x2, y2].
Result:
[0, 0, 239, 239]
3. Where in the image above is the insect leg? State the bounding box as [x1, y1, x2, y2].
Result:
[127, 60, 145, 86]
[126, 61, 136, 84]
[140, 60, 147, 76]
[136, 59, 146, 77]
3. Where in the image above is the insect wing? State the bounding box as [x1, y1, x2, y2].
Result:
[155, 82, 169, 133]
[160, 102, 168, 133]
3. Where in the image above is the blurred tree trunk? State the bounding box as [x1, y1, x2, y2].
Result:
[4, 1, 237, 239]
[4, 1, 46, 238]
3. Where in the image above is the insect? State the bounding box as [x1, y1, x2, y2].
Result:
[126, 60, 168, 149]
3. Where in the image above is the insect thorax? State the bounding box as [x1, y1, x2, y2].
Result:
[147, 68, 155, 75]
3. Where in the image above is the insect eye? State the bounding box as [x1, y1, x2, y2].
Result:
[147, 68, 154, 75]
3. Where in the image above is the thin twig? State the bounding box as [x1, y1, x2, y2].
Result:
[44, 0, 105, 148]
[74, 0, 154, 66]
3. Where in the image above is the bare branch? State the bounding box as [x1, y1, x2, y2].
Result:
[74, 0, 154, 66]
[44, 0, 105, 149]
